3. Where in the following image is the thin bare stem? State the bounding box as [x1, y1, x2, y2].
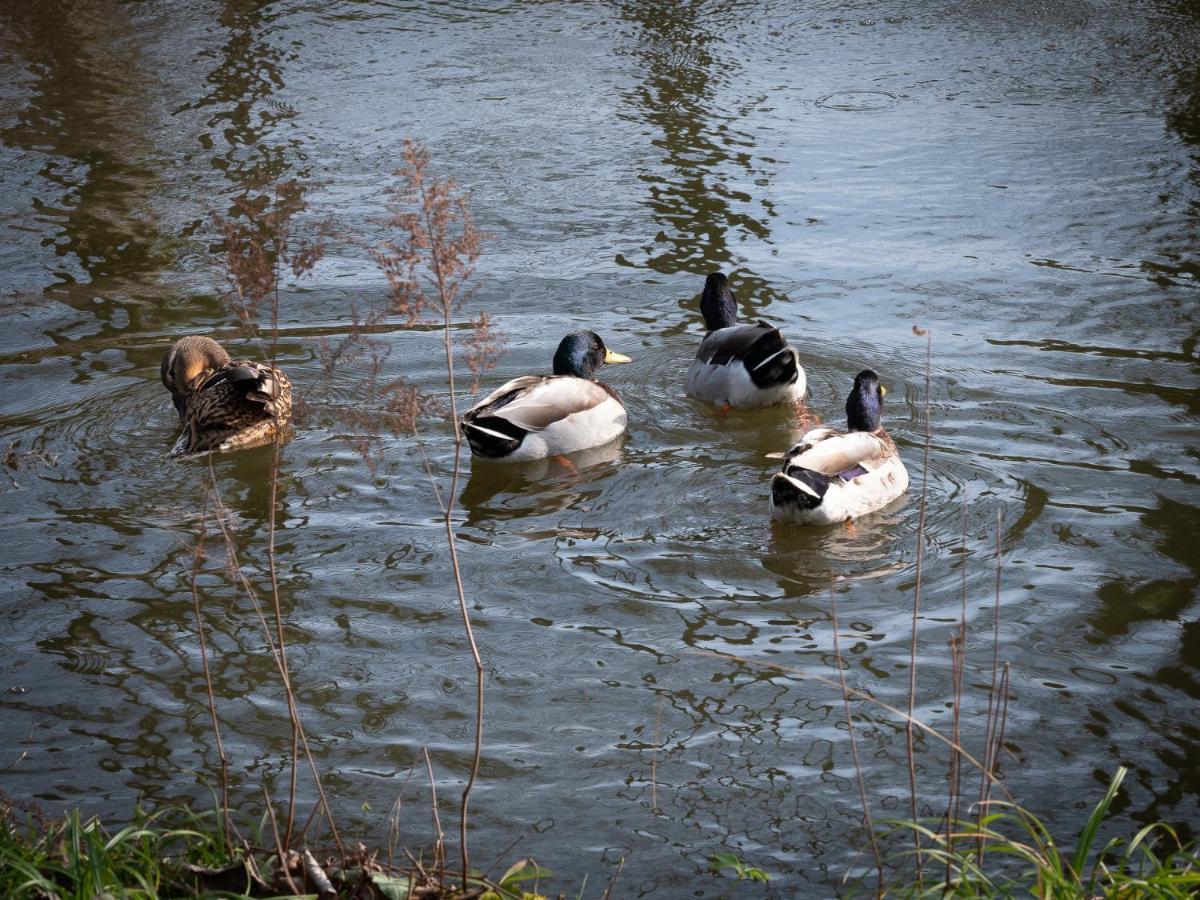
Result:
[650, 681, 667, 816]
[830, 576, 884, 894]
[423, 748, 445, 881]
[945, 495, 969, 888]
[906, 324, 933, 884]
[206, 458, 344, 857]
[263, 784, 301, 896]
[978, 508, 1005, 863]
[189, 500, 231, 856]
[601, 857, 625, 900]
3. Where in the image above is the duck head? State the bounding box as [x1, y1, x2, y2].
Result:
[846, 369, 886, 432]
[552, 331, 631, 380]
[161, 335, 232, 420]
[699, 272, 738, 332]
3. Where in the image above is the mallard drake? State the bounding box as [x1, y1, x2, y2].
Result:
[160, 335, 292, 458]
[461, 330, 631, 462]
[769, 370, 908, 525]
[685, 272, 805, 408]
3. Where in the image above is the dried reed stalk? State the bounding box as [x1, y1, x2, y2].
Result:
[366, 140, 501, 889]
[906, 324, 933, 884]
[829, 575, 884, 893]
[944, 496, 970, 888]
[977, 509, 1005, 863]
[213, 180, 326, 848]
[188, 500, 232, 856]
[206, 458, 344, 857]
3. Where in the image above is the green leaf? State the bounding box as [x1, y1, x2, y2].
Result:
[372, 873, 413, 899]
[1071, 766, 1126, 877]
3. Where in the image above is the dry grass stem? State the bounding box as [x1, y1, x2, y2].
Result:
[188, 500, 232, 856]
[906, 323, 933, 883]
[829, 575, 884, 893]
[423, 748, 445, 882]
[205, 458, 344, 857]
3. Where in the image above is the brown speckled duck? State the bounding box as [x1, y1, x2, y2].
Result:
[160, 336, 292, 458]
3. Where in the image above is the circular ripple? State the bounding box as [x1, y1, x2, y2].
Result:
[816, 90, 898, 111]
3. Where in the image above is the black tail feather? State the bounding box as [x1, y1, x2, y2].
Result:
[463, 415, 526, 458]
[744, 327, 799, 389]
[771, 467, 829, 510]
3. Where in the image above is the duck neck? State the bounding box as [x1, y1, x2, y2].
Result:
[700, 275, 738, 332]
[845, 390, 882, 432]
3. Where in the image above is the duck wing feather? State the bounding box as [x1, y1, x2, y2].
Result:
[789, 431, 889, 476]
[465, 375, 611, 433]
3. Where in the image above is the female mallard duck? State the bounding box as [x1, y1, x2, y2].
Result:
[685, 272, 805, 409]
[769, 369, 908, 525]
[461, 331, 631, 462]
[160, 335, 292, 458]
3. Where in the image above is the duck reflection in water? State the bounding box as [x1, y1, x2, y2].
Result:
[762, 503, 909, 598]
[459, 440, 624, 529]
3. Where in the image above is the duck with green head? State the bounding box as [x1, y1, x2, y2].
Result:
[461, 330, 632, 462]
[769, 369, 908, 525]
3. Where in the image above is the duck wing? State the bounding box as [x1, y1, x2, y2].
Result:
[696, 321, 784, 365]
[465, 375, 611, 433]
[788, 431, 889, 476]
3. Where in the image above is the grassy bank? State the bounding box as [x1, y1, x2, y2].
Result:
[0, 794, 552, 899]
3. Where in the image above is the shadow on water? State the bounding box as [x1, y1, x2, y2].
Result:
[613, 0, 788, 316]
[1089, 495, 1200, 840]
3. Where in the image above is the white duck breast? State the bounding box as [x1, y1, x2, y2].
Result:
[769, 428, 909, 525]
[463, 375, 626, 462]
[686, 322, 805, 408]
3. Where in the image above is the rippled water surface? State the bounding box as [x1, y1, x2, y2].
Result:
[2, 1, 1198, 894]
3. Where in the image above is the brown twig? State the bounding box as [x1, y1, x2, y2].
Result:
[600, 856, 625, 900]
[978, 508, 1005, 863]
[368, 141, 495, 890]
[263, 784, 301, 896]
[189, 499, 232, 856]
[423, 748, 445, 882]
[206, 458, 344, 857]
[945, 495, 969, 888]
[829, 575, 884, 894]
[906, 324, 933, 884]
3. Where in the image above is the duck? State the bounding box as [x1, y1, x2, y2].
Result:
[461, 330, 631, 462]
[160, 335, 292, 458]
[769, 369, 908, 525]
[685, 272, 805, 409]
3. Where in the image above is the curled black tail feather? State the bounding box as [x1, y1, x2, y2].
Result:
[771, 467, 830, 511]
[744, 326, 800, 390]
[463, 415, 526, 458]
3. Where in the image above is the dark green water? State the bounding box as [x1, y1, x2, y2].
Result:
[1, 1, 1198, 894]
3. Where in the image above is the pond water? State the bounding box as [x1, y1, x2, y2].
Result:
[1, 0, 1198, 895]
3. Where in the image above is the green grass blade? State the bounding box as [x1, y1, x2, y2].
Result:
[1071, 765, 1126, 877]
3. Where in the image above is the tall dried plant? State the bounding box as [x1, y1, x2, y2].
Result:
[905, 324, 933, 884]
[208, 181, 329, 849]
[356, 139, 503, 888]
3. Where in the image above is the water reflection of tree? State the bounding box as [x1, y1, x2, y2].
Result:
[182, 0, 307, 197]
[614, 1, 785, 313]
[1089, 495, 1199, 840]
[0, 0, 170, 327]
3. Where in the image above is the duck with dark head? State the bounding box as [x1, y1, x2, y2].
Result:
[685, 272, 805, 409]
[461, 330, 632, 462]
[769, 369, 908, 525]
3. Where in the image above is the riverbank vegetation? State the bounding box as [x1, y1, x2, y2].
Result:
[2, 147, 1196, 898]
